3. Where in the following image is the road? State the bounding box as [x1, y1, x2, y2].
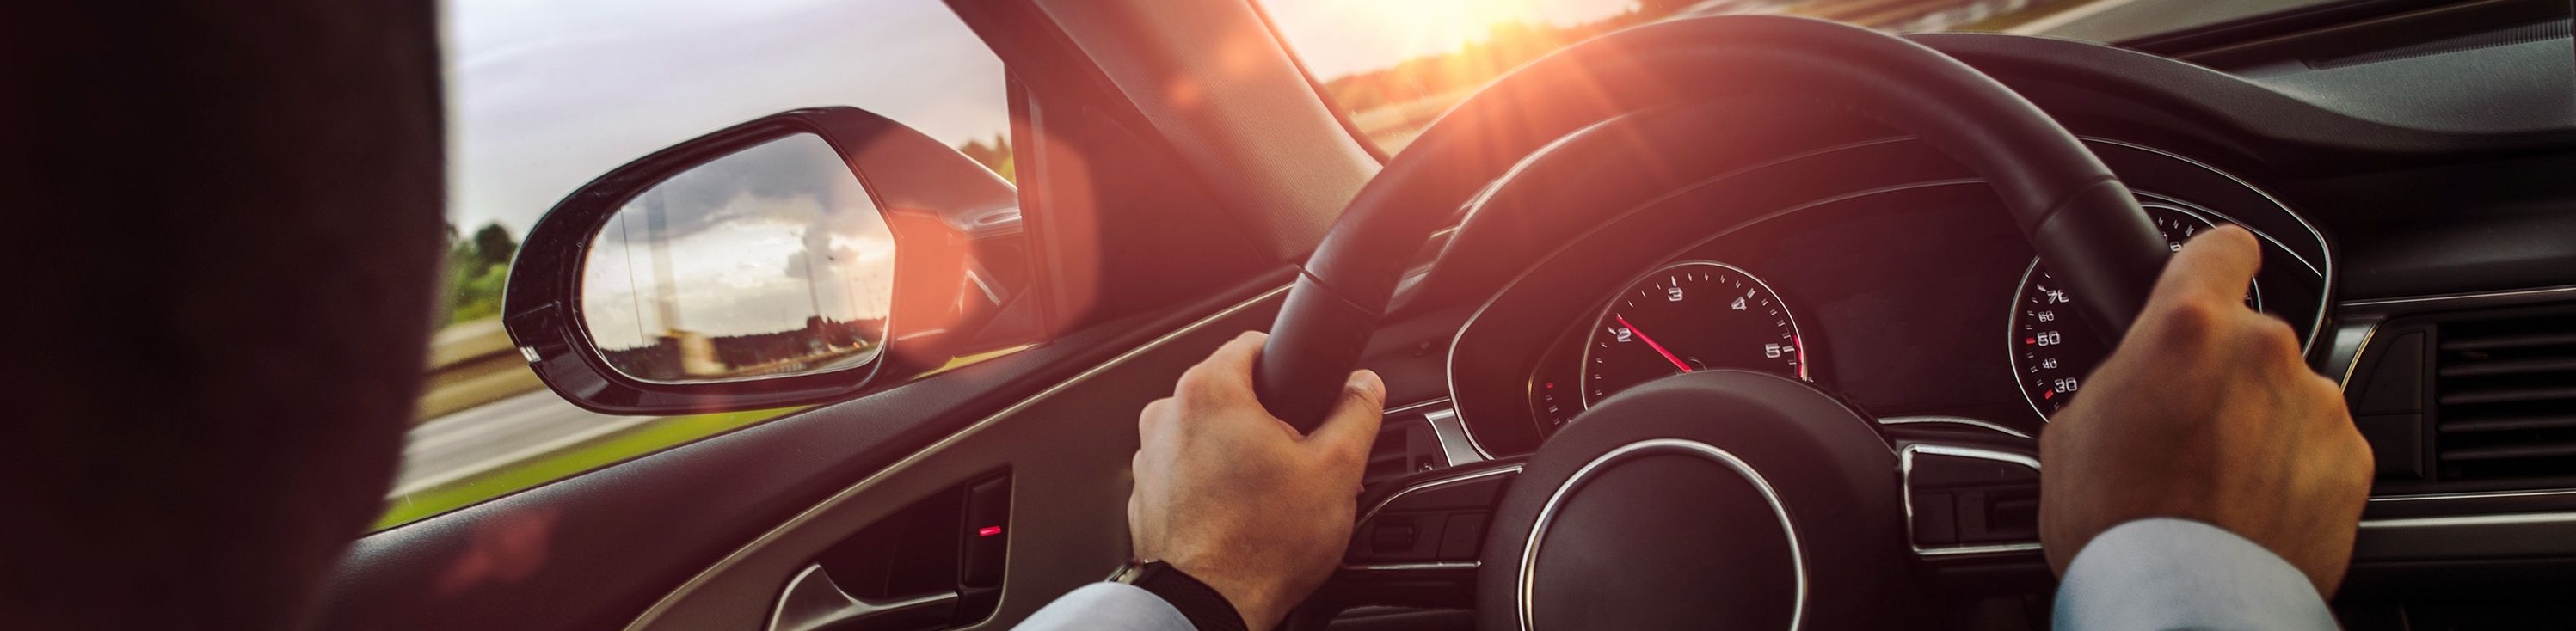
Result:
[393, 389, 659, 497]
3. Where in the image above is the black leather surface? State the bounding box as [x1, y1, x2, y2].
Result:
[1476, 370, 1925, 631]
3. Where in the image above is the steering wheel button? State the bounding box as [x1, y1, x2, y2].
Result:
[1438, 513, 1488, 561]
[1370, 521, 1419, 554]
[1910, 492, 1958, 546]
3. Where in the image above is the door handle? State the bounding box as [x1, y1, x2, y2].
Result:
[768, 563, 960, 631]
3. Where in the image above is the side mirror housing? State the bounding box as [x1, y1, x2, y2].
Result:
[504, 107, 1033, 414]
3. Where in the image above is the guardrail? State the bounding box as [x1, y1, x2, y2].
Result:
[415, 317, 546, 424]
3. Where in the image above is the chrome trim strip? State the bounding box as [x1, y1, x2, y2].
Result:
[1353, 464, 1525, 529]
[625, 283, 1295, 631]
[1422, 407, 1487, 466]
[1915, 542, 2046, 557]
[1877, 415, 2033, 439]
[1900, 443, 2044, 558]
[2343, 284, 2576, 312]
[1517, 439, 1806, 631]
[1344, 561, 1481, 572]
[2360, 511, 2576, 530]
[2375, 488, 2576, 503]
[765, 564, 957, 631]
[1382, 397, 1454, 416]
[2324, 316, 2382, 389]
[2086, 138, 2338, 356]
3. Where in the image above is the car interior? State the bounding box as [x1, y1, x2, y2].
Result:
[12, 0, 2576, 629]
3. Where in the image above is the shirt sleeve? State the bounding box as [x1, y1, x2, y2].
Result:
[1014, 582, 1200, 631]
[2054, 518, 2339, 631]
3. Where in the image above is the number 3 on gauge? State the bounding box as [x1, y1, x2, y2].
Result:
[1579, 260, 1808, 407]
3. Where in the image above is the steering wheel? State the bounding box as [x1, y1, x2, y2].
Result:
[1254, 16, 2172, 631]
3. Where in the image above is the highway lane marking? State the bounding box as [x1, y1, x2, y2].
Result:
[402, 390, 601, 452]
[390, 412, 662, 497]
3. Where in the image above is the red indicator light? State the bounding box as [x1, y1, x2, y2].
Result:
[2043, 390, 2055, 400]
[977, 525, 1003, 537]
[2024, 337, 2036, 345]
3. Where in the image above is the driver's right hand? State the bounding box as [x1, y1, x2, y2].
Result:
[2038, 224, 2374, 595]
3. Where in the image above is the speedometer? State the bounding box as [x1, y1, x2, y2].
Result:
[1580, 261, 1806, 408]
[2010, 205, 2258, 419]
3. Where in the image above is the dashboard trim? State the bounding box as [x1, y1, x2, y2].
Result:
[2087, 138, 2335, 358]
[1900, 443, 2045, 558]
[1422, 407, 1488, 466]
[1876, 415, 2033, 439]
[2360, 511, 2576, 530]
[1351, 464, 1525, 533]
[2334, 283, 2576, 511]
[1343, 463, 1523, 573]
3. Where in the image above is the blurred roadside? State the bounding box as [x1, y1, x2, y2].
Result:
[415, 318, 538, 422]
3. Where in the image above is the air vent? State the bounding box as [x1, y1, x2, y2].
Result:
[2432, 309, 2576, 484]
[1364, 414, 1447, 487]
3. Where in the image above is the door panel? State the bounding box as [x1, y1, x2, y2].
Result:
[316, 273, 1293, 631]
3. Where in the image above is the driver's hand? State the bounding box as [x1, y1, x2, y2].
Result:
[1129, 331, 1384, 630]
[2039, 225, 2372, 595]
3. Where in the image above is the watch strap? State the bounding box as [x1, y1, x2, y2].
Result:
[1114, 561, 1249, 631]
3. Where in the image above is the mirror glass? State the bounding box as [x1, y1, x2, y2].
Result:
[581, 133, 896, 383]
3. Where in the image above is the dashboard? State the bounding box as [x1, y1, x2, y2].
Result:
[1432, 135, 2333, 456]
[1313, 13, 2576, 616]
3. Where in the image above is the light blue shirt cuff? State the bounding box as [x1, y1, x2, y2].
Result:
[2055, 518, 2338, 631]
[1015, 582, 1198, 631]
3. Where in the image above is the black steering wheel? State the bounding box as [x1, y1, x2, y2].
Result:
[1254, 16, 2173, 631]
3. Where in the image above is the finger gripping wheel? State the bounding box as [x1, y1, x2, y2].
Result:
[1252, 15, 2167, 432]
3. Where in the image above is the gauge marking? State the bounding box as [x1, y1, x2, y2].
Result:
[2009, 204, 2260, 420]
[1574, 261, 1808, 416]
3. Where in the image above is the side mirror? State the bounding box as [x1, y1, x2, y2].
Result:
[506, 107, 1035, 414]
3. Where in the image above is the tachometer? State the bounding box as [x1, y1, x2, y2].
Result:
[2011, 205, 2258, 419]
[1580, 261, 1806, 407]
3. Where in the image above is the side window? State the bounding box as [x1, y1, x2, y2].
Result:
[396, 0, 1012, 530]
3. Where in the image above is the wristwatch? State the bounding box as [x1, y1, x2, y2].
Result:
[1110, 561, 1250, 631]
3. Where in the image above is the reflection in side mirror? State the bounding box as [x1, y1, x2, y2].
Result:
[580, 133, 895, 383]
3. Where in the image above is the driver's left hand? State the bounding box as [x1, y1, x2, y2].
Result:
[1129, 331, 1385, 631]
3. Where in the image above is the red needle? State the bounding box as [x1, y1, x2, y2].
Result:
[1616, 315, 1693, 373]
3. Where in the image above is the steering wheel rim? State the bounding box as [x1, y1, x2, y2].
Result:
[1253, 15, 2169, 430]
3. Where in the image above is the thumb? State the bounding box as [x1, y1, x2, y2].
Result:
[1304, 370, 1385, 463]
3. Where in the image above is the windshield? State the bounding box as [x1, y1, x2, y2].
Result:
[1258, 0, 2343, 153]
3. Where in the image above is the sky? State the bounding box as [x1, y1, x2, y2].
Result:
[445, 0, 1009, 236]
[1260, 0, 1639, 79]
[443, 0, 1635, 236]
[580, 135, 897, 350]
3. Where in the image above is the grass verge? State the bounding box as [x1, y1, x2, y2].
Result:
[373, 407, 798, 530]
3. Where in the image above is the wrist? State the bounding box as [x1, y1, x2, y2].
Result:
[1190, 569, 1288, 631]
[1114, 561, 1263, 631]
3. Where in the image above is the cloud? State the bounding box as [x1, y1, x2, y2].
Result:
[445, 0, 1008, 237]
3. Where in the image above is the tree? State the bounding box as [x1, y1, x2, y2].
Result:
[470, 222, 518, 267]
[440, 221, 520, 325]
